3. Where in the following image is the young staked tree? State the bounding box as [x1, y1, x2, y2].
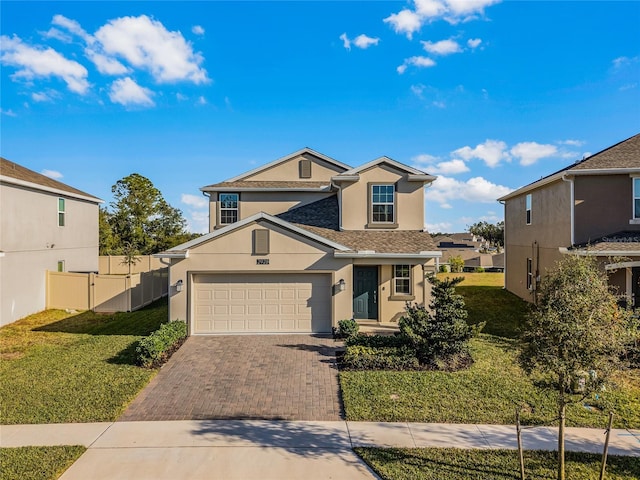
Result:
[519, 255, 629, 480]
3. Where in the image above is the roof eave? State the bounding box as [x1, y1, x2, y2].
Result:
[0, 175, 104, 204]
[200, 186, 332, 192]
[153, 251, 190, 259]
[334, 251, 442, 259]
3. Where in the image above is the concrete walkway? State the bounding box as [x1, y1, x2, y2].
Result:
[2, 421, 638, 479]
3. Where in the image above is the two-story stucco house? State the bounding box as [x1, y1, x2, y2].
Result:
[499, 133, 640, 304]
[0, 158, 102, 325]
[156, 148, 441, 334]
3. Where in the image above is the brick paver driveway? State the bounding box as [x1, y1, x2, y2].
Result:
[119, 335, 344, 422]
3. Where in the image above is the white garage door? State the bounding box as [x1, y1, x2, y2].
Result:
[192, 273, 332, 334]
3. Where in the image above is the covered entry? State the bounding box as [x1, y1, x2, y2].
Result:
[192, 273, 332, 333]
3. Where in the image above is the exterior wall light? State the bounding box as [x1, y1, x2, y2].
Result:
[338, 279, 346, 292]
[175, 279, 184, 292]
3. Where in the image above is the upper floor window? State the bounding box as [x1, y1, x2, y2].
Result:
[393, 264, 411, 295]
[58, 198, 65, 227]
[371, 184, 395, 223]
[634, 178, 640, 219]
[219, 193, 239, 224]
[525, 194, 532, 225]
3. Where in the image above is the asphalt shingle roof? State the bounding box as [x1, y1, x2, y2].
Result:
[570, 133, 640, 170]
[202, 180, 330, 190]
[0, 157, 101, 201]
[571, 231, 640, 254]
[277, 196, 438, 254]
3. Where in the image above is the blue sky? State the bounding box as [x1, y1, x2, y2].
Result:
[2, 1, 639, 234]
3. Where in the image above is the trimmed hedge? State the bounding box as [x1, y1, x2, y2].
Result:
[337, 319, 359, 339]
[345, 333, 407, 348]
[136, 321, 187, 368]
[341, 345, 420, 371]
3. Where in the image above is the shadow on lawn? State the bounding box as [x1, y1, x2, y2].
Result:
[34, 299, 167, 336]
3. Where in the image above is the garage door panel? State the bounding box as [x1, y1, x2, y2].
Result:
[193, 274, 331, 334]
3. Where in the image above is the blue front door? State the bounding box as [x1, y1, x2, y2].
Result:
[353, 266, 378, 319]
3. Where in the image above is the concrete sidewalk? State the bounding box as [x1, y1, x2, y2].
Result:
[2, 421, 639, 479]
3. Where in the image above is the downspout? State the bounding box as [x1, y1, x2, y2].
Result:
[423, 181, 434, 232]
[561, 174, 575, 246]
[499, 200, 506, 289]
[202, 191, 212, 233]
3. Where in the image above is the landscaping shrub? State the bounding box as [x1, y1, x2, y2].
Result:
[336, 318, 359, 339]
[345, 333, 406, 348]
[136, 320, 187, 368]
[341, 345, 419, 371]
[399, 276, 481, 369]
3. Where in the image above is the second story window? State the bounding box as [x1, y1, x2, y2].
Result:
[371, 184, 395, 223]
[634, 178, 640, 219]
[219, 193, 239, 224]
[58, 198, 65, 226]
[525, 194, 532, 225]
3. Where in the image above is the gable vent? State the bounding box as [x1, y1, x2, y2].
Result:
[253, 229, 270, 255]
[299, 158, 312, 178]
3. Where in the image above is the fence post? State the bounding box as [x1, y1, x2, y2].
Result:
[89, 273, 95, 311]
[599, 412, 614, 480]
[516, 407, 525, 480]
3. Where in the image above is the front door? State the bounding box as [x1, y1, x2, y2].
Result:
[353, 266, 378, 320]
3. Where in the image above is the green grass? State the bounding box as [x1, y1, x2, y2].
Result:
[0, 446, 85, 480]
[341, 335, 640, 428]
[439, 273, 530, 338]
[355, 448, 640, 480]
[0, 300, 167, 424]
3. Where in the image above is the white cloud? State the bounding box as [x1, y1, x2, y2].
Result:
[612, 56, 638, 69]
[176, 92, 187, 101]
[0, 108, 17, 117]
[510, 142, 558, 166]
[353, 34, 380, 49]
[0, 35, 90, 94]
[52, 14, 93, 43]
[197, 95, 207, 105]
[42, 28, 72, 43]
[412, 153, 439, 166]
[85, 49, 130, 75]
[385, 0, 500, 37]
[467, 38, 482, 49]
[181, 193, 208, 209]
[426, 175, 513, 206]
[32, 91, 57, 102]
[94, 15, 208, 84]
[41, 169, 63, 179]
[432, 159, 470, 174]
[453, 139, 510, 168]
[397, 56, 436, 74]
[619, 83, 637, 91]
[339, 33, 351, 50]
[425, 221, 453, 232]
[432, 100, 446, 108]
[384, 9, 423, 39]
[410, 83, 426, 98]
[422, 39, 461, 55]
[557, 139, 584, 147]
[340, 33, 380, 50]
[192, 25, 205, 35]
[108, 77, 154, 106]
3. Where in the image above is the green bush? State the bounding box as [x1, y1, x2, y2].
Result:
[475, 267, 485, 273]
[345, 333, 407, 348]
[337, 318, 359, 339]
[136, 320, 187, 368]
[341, 345, 419, 371]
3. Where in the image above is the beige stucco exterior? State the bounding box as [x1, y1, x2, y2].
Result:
[0, 181, 99, 325]
[339, 164, 426, 231]
[243, 152, 346, 182]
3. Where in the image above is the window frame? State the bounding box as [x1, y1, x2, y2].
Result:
[58, 198, 65, 227]
[525, 194, 532, 225]
[218, 193, 239, 225]
[633, 177, 640, 219]
[369, 183, 396, 226]
[393, 264, 412, 296]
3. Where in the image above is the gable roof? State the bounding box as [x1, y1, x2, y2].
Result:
[201, 180, 332, 192]
[332, 156, 436, 183]
[498, 133, 640, 201]
[0, 157, 102, 203]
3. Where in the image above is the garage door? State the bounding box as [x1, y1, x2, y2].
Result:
[193, 273, 332, 334]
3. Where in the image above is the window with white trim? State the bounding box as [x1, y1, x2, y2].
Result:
[525, 194, 532, 225]
[393, 265, 411, 295]
[58, 198, 65, 227]
[371, 184, 395, 223]
[219, 193, 239, 224]
[634, 178, 640, 219]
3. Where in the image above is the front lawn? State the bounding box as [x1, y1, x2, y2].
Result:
[0, 300, 167, 424]
[340, 335, 640, 428]
[355, 448, 640, 480]
[0, 446, 85, 480]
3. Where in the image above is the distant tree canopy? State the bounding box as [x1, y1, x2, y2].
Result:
[99, 173, 198, 255]
[468, 221, 504, 247]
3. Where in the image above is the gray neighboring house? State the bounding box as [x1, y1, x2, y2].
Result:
[0, 158, 102, 326]
[498, 133, 640, 304]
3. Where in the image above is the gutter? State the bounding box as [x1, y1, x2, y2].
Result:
[559, 247, 640, 256]
[334, 251, 442, 259]
[153, 251, 189, 259]
[561, 173, 575, 246]
[0, 176, 103, 204]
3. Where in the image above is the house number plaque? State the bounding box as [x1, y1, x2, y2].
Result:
[256, 259, 270, 265]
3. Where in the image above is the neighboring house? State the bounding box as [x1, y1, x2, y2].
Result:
[499, 133, 640, 303]
[156, 148, 441, 334]
[0, 158, 102, 325]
